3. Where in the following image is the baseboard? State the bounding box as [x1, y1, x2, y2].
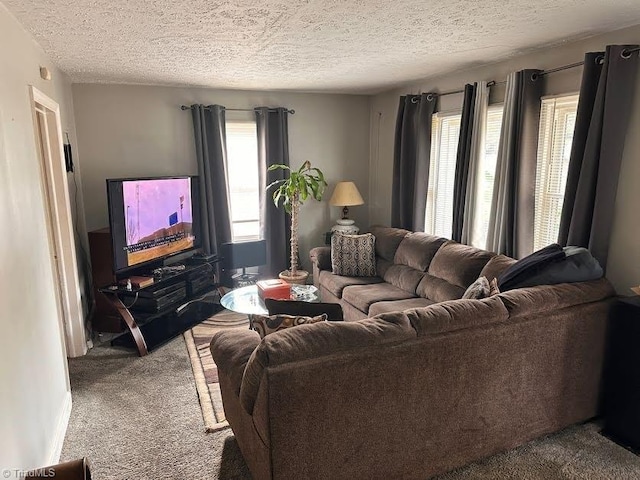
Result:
[47, 391, 72, 465]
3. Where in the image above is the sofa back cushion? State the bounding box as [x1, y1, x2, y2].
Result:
[479, 254, 517, 282]
[393, 232, 447, 271]
[382, 265, 425, 294]
[497, 277, 614, 318]
[240, 313, 416, 413]
[377, 295, 509, 337]
[376, 258, 394, 278]
[377, 232, 447, 294]
[417, 241, 494, 302]
[370, 225, 409, 261]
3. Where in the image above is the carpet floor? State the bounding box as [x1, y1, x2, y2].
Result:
[61, 336, 640, 479]
[183, 310, 249, 432]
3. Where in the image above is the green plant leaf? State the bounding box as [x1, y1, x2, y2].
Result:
[298, 160, 311, 173]
[268, 164, 291, 172]
[297, 176, 306, 201]
[266, 179, 285, 192]
[273, 188, 283, 207]
[309, 180, 319, 198]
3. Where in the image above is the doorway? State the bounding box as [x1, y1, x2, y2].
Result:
[30, 86, 87, 358]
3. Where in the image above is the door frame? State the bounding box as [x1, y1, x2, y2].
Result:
[29, 86, 87, 357]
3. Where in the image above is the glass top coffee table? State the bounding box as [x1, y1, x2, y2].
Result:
[220, 284, 319, 316]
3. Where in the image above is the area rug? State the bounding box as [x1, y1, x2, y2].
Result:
[184, 309, 250, 432]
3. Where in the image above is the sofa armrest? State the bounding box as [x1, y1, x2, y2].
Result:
[310, 246, 332, 288]
[210, 329, 261, 396]
[310, 246, 332, 271]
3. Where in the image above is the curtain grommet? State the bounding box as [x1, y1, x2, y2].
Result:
[621, 49, 633, 59]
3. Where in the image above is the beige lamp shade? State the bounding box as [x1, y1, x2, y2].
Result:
[329, 181, 364, 207]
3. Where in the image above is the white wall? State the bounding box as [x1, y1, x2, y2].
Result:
[370, 24, 640, 293]
[0, 3, 82, 472]
[72, 84, 371, 272]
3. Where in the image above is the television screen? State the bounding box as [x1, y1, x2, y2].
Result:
[107, 176, 200, 273]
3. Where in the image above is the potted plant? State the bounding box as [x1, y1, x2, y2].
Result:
[267, 161, 327, 284]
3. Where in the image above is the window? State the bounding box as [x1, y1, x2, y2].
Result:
[225, 121, 260, 241]
[533, 95, 579, 251]
[425, 112, 461, 238]
[470, 105, 504, 249]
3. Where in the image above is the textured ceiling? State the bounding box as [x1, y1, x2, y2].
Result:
[4, 0, 640, 93]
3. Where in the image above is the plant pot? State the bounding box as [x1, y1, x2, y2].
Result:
[279, 270, 309, 285]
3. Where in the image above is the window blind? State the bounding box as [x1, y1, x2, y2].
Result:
[425, 113, 462, 238]
[226, 120, 260, 241]
[533, 95, 579, 251]
[471, 105, 504, 249]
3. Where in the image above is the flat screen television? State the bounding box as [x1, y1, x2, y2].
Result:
[106, 176, 201, 273]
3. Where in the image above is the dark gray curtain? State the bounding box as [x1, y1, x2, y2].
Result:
[191, 105, 232, 280]
[256, 107, 291, 277]
[452, 84, 477, 242]
[486, 69, 543, 258]
[392, 93, 437, 231]
[558, 45, 639, 269]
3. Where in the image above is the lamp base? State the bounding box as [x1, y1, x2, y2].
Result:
[331, 224, 359, 235]
[336, 218, 355, 226]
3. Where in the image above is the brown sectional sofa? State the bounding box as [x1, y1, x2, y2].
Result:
[210, 225, 615, 479]
[311, 225, 515, 319]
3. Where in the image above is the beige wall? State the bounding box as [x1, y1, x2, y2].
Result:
[0, 3, 84, 470]
[370, 24, 640, 293]
[72, 84, 371, 272]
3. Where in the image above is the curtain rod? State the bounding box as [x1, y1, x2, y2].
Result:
[411, 47, 640, 103]
[412, 81, 498, 102]
[180, 105, 295, 114]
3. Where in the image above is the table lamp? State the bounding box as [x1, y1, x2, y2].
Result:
[329, 181, 364, 234]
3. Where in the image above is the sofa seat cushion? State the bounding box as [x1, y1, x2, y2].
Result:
[342, 283, 416, 314]
[369, 297, 435, 316]
[318, 270, 383, 298]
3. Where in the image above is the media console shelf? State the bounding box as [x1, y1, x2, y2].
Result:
[89, 227, 223, 356]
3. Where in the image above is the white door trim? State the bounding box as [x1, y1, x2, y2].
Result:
[29, 86, 87, 358]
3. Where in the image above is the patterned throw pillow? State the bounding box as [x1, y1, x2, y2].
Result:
[462, 276, 490, 299]
[331, 233, 376, 277]
[489, 277, 501, 296]
[251, 314, 327, 339]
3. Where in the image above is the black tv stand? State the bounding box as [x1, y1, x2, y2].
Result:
[97, 259, 223, 356]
